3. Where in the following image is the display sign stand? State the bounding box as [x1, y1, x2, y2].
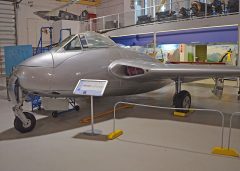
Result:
[73, 79, 108, 136]
[84, 96, 102, 135]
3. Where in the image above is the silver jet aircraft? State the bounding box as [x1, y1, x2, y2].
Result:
[8, 31, 240, 133]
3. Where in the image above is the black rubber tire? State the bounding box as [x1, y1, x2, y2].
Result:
[14, 112, 36, 133]
[74, 105, 80, 111]
[173, 90, 191, 113]
[52, 111, 58, 118]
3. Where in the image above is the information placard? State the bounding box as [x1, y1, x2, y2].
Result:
[73, 79, 108, 96]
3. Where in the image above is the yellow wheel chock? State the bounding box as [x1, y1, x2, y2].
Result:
[173, 109, 194, 117]
[174, 111, 187, 117]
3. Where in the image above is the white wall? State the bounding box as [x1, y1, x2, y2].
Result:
[96, 0, 124, 17]
[52, 20, 82, 43]
[16, 0, 96, 47]
[95, 0, 137, 28]
[123, 0, 136, 26]
[95, 0, 124, 29]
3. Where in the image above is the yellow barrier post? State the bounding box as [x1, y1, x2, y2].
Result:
[108, 129, 123, 140]
[212, 112, 240, 157]
[110, 100, 239, 159]
[79, 104, 131, 140]
[212, 147, 239, 157]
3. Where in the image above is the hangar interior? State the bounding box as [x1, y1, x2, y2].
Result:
[0, 0, 240, 171]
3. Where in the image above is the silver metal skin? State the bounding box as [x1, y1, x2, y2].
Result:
[7, 31, 240, 128]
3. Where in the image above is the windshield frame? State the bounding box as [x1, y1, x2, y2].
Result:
[82, 32, 116, 48]
[54, 32, 117, 52]
[53, 35, 78, 52]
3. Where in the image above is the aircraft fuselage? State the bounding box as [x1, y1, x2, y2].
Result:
[15, 47, 170, 97]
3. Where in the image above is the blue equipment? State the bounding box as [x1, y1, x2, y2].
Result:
[34, 27, 53, 55]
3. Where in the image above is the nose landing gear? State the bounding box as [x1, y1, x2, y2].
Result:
[8, 76, 36, 133]
[14, 111, 36, 133]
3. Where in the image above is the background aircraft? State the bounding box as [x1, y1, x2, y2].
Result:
[33, 0, 80, 21]
[8, 32, 240, 133]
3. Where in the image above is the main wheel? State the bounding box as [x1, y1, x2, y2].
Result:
[173, 90, 191, 113]
[14, 112, 36, 133]
[74, 105, 80, 111]
[52, 111, 58, 118]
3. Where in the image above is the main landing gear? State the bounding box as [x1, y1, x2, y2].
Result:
[173, 77, 191, 113]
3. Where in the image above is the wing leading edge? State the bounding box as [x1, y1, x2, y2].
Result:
[108, 59, 240, 81]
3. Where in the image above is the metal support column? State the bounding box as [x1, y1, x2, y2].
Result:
[89, 19, 92, 31]
[169, 0, 172, 11]
[175, 77, 181, 94]
[153, 32, 156, 53]
[90, 96, 94, 134]
[238, 24, 240, 100]
[153, 0, 156, 20]
[134, 9, 137, 24]
[117, 13, 120, 28]
[102, 16, 105, 30]
[205, 0, 208, 17]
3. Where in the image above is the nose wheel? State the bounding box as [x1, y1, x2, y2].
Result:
[14, 112, 36, 133]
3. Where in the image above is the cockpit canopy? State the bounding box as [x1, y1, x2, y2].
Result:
[53, 31, 116, 51]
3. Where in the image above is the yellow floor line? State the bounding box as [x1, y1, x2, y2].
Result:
[80, 104, 133, 124]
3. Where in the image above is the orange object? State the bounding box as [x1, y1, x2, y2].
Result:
[88, 13, 97, 19]
[80, 104, 133, 124]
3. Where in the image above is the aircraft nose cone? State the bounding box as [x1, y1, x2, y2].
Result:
[19, 52, 53, 67]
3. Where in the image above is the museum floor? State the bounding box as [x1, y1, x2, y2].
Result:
[0, 77, 240, 171]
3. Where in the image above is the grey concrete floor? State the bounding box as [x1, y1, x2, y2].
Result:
[0, 77, 240, 171]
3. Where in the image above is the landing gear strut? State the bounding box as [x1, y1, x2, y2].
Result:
[8, 75, 37, 133]
[173, 77, 191, 113]
[11, 97, 36, 133]
[237, 77, 240, 100]
[52, 98, 80, 118]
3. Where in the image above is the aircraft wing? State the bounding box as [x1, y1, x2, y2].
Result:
[108, 59, 240, 81]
